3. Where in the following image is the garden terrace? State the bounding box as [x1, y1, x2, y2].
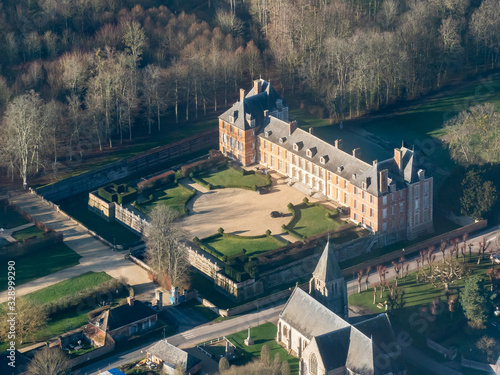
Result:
[194, 165, 271, 190]
[11, 225, 44, 241]
[134, 183, 195, 216]
[97, 183, 137, 205]
[197, 232, 288, 259]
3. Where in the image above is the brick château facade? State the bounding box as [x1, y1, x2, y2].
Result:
[219, 79, 433, 244]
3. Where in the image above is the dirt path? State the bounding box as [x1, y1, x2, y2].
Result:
[0, 192, 156, 303]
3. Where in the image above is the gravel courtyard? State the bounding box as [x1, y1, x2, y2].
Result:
[181, 171, 328, 241]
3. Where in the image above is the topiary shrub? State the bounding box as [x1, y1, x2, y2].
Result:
[218, 227, 224, 234]
[302, 197, 309, 203]
[265, 229, 271, 236]
[287, 203, 294, 209]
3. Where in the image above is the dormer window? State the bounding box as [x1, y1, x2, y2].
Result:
[320, 155, 329, 164]
[352, 174, 357, 180]
[246, 113, 255, 127]
[337, 166, 344, 172]
[306, 147, 317, 158]
[362, 182, 367, 189]
[265, 131, 272, 137]
[293, 141, 303, 151]
[279, 137, 286, 144]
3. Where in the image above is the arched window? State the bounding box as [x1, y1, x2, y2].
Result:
[309, 354, 318, 375]
[283, 325, 288, 338]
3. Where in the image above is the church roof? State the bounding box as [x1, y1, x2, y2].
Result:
[312, 239, 342, 283]
[313, 327, 351, 370]
[279, 287, 349, 340]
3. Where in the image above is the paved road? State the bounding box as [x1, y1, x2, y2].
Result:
[74, 304, 283, 375]
[0, 192, 156, 302]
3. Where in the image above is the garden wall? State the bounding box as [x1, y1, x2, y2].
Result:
[36, 128, 218, 201]
[114, 204, 149, 235]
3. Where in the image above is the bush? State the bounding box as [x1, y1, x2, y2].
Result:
[302, 197, 309, 203]
[137, 170, 175, 192]
[265, 229, 271, 236]
[225, 265, 244, 282]
[244, 260, 258, 279]
[287, 203, 294, 209]
[218, 227, 224, 234]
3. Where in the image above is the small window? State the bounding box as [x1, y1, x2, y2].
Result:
[383, 208, 387, 219]
[265, 130, 272, 137]
[370, 208, 374, 218]
[383, 196, 387, 205]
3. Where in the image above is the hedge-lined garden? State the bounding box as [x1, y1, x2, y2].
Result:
[134, 183, 196, 216]
[282, 199, 347, 240]
[194, 230, 288, 282]
[192, 165, 271, 191]
[97, 183, 137, 205]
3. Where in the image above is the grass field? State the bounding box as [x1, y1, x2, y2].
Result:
[202, 234, 286, 258]
[348, 253, 495, 314]
[135, 183, 195, 215]
[199, 166, 269, 189]
[287, 203, 345, 238]
[59, 192, 141, 246]
[22, 271, 112, 305]
[11, 225, 44, 240]
[0, 207, 29, 229]
[0, 242, 81, 291]
[226, 322, 299, 374]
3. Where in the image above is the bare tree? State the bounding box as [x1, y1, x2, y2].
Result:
[27, 347, 70, 375]
[0, 298, 47, 345]
[144, 205, 189, 288]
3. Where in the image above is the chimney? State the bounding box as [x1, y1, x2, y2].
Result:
[254, 79, 262, 94]
[127, 296, 135, 306]
[379, 170, 388, 193]
[264, 109, 269, 117]
[394, 148, 403, 170]
[309, 127, 314, 135]
[418, 169, 425, 181]
[289, 120, 297, 135]
[352, 148, 360, 158]
[155, 290, 163, 311]
[240, 88, 245, 102]
[334, 139, 342, 149]
[373, 160, 378, 166]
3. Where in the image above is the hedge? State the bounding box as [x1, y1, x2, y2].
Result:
[180, 152, 225, 178]
[137, 170, 175, 192]
[98, 183, 137, 205]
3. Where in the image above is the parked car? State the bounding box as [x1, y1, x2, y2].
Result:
[491, 254, 500, 264]
[490, 322, 500, 331]
[270, 211, 282, 218]
[494, 304, 500, 317]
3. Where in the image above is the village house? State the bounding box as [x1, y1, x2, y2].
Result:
[147, 339, 202, 375]
[219, 79, 433, 244]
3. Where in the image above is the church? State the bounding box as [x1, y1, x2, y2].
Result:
[276, 240, 407, 375]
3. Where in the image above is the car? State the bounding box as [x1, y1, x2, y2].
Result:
[491, 322, 500, 331]
[494, 304, 500, 317]
[490, 254, 500, 264]
[270, 211, 282, 218]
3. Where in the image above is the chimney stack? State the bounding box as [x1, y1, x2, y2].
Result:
[240, 88, 245, 102]
[379, 170, 388, 193]
[352, 148, 360, 158]
[309, 127, 314, 135]
[394, 148, 403, 171]
[373, 160, 378, 166]
[289, 120, 298, 135]
[254, 80, 262, 94]
[127, 296, 135, 306]
[334, 139, 342, 149]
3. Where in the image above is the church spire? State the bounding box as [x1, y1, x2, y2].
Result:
[312, 239, 342, 283]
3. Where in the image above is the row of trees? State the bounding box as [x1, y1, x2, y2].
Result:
[247, 0, 500, 119]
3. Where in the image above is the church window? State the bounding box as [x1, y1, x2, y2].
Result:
[283, 325, 288, 338]
[309, 354, 318, 375]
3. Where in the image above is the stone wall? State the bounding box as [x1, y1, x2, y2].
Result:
[88, 191, 115, 221]
[114, 205, 149, 235]
[36, 128, 218, 202]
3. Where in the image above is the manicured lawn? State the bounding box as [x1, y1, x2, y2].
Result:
[199, 166, 269, 189]
[226, 322, 299, 374]
[0, 242, 82, 291]
[135, 183, 195, 215]
[22, 271, 112, 305]
[348, 253, 495, 314]
[0, 207, 29, 229]
[202, 234, 286, 258]
[287, 203, 345, 238]
[58, 192, 141, 247]
[11, 225, 44, 240]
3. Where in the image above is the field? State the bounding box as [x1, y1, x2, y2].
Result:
[11, 225, 44, 240]
[0, 207, 29, 229]
[0, 271, 116, 350]
[197, 166, 270, 189]
[201, 233, 286, 258]
[226, 322, 299, 374]
[135, 183, 195, 215]
[58, 192, 141, 247]
[0, 242, 81, 291]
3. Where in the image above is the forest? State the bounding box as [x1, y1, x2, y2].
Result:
[0, 0, 499, 187]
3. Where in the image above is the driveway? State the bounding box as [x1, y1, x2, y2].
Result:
[0, 192, 156, 303]
[180, 172, 328, 241]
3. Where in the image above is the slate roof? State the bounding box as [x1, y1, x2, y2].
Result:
[259, 116, 423, 196]
[312, 239, 343, 283]
[279, 287, 349, 339]
[106, 301, 157, 331]
[148, 340, 201, 370]
[313, 327, 351, 370]
[219, 80, 285, 131]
